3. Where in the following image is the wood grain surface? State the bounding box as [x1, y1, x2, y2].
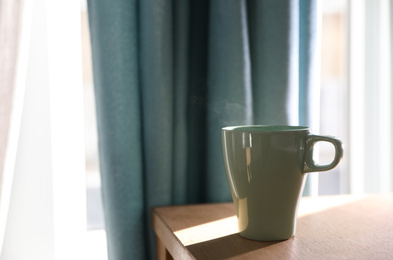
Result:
[152, 194, 393, 260]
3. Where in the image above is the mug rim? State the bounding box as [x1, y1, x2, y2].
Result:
[222, 125, 310, 132]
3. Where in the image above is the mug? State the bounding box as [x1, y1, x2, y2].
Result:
[221, 125, 343, 241]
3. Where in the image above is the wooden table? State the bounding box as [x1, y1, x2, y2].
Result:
[151, 194, 393, 259]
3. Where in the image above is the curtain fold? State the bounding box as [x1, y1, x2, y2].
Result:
[248, 0, 300, 125]
[88, 1, 146, 259]
[87, 0, 319, 259]
[206, 0, 253, 202]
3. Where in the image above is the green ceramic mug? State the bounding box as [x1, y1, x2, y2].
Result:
[221, 125, 343, 241]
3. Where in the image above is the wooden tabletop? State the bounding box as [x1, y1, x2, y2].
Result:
[151, 194, 393, 260]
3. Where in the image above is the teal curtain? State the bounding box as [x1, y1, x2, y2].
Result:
[87, 0, 319, 259]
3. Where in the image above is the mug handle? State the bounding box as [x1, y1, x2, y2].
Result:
[303, 135, 344, 173]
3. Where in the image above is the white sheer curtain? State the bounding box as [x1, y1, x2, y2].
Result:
[1, 1, 89, 259]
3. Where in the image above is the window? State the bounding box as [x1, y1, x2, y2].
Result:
[81, 0, 105, 232]
[318, 0, 348, 195]
[319, 0, 393, 195]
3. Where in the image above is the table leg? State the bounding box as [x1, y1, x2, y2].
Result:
[156, 235, 173, 260]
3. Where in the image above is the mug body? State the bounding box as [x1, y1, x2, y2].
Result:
[222, 125, 309, 241]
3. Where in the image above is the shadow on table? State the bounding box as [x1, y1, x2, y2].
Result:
[186, 233, 286, 259]
[185, 195, 393, 259]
